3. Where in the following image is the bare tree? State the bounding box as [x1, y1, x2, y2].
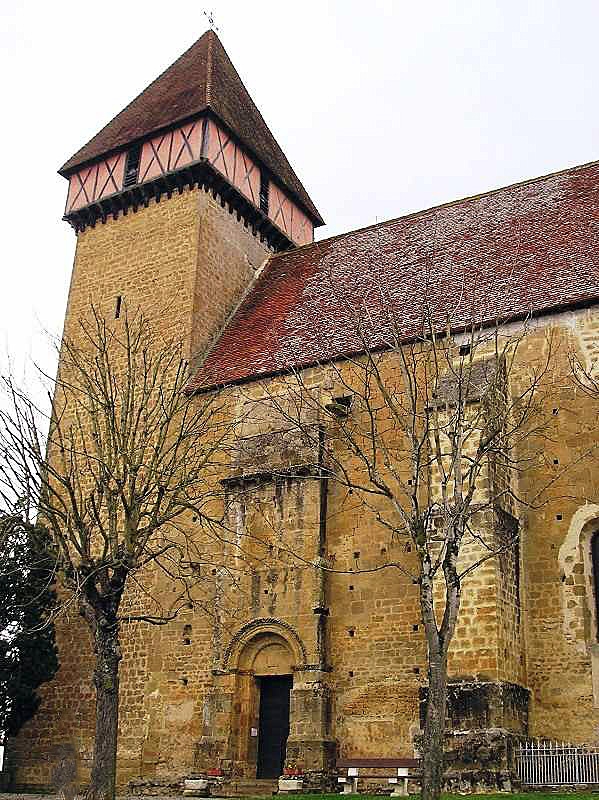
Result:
[570, 349, 599, 400]
[0, 309, 239, 800]
[240, 285, 564, 800]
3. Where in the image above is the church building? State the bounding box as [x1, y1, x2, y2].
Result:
[8, 29, 599, 794]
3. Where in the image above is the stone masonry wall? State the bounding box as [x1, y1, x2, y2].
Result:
[496, 511, 525, 686]
[191, 193, 270, 363]
[238, 315, 599, 769]
[519, 310, 599, 744]
[62, 187, 268, 360]
[10, 206, 599, 789]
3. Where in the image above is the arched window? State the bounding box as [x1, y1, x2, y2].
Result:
[558, 508, 599, 709]
[591, 532, 599, 641]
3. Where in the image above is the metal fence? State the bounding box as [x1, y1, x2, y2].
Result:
[517, 740, 599, 785]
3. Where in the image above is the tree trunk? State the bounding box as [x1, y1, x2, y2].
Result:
[418, 548, 454, 800]
[83, 607, 122, 800]
[421, 652, 448, 800]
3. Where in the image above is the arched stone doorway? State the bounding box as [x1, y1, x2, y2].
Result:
[195, 619, 335, 783]
[231, 631, 296, 778]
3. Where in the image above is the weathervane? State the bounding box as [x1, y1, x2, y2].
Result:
[203, 10, 220, 32]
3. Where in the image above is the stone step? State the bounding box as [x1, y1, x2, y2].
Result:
[217, 778, 278, 797]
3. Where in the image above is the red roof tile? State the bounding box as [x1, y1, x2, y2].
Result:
[189, 160, 599, 391]
[59, 30, 322, 224]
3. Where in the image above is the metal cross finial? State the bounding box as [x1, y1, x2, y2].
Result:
[203, 10, 219, 32]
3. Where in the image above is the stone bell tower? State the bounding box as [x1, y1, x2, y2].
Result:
[7, 30, 323, 793]
[59, 28, 323, 360]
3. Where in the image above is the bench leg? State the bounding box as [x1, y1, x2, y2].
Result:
[343, 778, 358, 794]
[391, 778, 409, 796]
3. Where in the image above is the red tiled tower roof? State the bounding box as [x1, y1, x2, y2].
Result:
[59, 30, 322, 224]
[189, 160, 599, 391]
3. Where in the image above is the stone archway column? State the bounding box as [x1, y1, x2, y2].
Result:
[285, 668, 336, 790]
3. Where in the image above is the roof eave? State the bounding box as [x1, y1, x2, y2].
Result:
[188, 294, 599, 396]
[57, 107, 213, 178]
[202, 108, 325, 227]
[57, 106, 325, 228]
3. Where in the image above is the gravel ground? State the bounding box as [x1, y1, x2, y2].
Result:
[0, 795, 198, 800]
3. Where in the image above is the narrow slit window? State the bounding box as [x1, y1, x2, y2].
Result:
[259, 170, 269, 214]
[115, 295, 122, 319]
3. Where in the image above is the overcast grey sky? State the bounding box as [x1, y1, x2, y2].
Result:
[1, 0, 598, 377]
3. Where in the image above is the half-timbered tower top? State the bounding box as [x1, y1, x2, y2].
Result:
[60, 30, 323, 248]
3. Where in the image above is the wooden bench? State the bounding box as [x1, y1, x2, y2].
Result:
[337, 758, 421, 795]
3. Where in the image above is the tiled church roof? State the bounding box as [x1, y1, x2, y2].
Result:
[189, 160, 599, 391]
[59, 30, 323, 224]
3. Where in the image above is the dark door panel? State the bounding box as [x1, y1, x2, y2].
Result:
[256, 675, 292, 778]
